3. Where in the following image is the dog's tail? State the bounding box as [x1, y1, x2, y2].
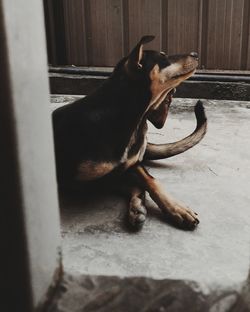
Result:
[144, 100, 207, 160]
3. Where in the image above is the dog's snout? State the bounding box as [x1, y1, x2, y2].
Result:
[190, 52, 198, 58]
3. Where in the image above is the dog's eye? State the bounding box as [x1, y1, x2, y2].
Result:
[158, 57, 170, 69]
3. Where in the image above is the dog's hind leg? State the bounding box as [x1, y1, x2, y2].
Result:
[116, 173, 147, 229]
[133, 165, 199, 230]
[128, 186, 147, 229]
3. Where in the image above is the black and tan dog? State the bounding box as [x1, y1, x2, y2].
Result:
[53, 36, 207, 230]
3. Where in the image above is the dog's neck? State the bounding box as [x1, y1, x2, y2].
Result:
[87, 77, 151, 157]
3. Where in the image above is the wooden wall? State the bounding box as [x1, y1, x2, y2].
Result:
[44, 0, 250, 70]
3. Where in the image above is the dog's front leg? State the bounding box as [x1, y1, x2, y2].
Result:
[133, 165, 199, 230]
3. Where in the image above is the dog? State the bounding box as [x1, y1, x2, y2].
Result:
[52, 35, 207, 230]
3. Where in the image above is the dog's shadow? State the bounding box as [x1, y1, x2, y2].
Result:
[59, 188, 125, 233]
[59, 183, 180, 234]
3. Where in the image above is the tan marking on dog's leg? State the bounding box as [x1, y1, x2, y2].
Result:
[76, 161, 115, 181]
[134, 165, 199, 230]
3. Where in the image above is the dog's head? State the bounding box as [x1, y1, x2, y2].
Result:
[114, 36, 198, 129]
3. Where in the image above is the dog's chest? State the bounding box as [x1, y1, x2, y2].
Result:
[120, 123, 148, 169]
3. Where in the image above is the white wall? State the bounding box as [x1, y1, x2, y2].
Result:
[0, 0, 61, 309]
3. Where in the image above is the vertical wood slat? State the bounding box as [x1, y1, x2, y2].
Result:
[241, 0, 250, 70]
[84, 0, 124, 66]
[44, 0, 250, 70]
[127, 0, 162, 51]
[50, 0, 67, 65]
[248, 24, 250, 69]
[43, 0, 67, 65]
[43, 0, 57, 64]
[206, 0, 245, 69]
[63, 0, 88, 65]
[166, 0, 200, 55]
[244, 0, 250, 69]
[199, 0, 209, 69]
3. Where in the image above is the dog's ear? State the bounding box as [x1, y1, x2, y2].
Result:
[126, 35, 155, 71]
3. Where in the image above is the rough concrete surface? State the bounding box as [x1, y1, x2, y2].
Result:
[48, 274, 250, 312]
[50, 96, 250, 311]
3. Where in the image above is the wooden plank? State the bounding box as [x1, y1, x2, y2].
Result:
[227, 0, 245, 69]
[53, 0, 68, 65]
[127, 0, 162, 51]
[245, 0, 250, 69]
[43, 0, 57, 64]
[44, 0, 67, 65]
[166, 0, 200, 55]
[206, 0, 245, 69]
[84, 0, 124, 66]
[49, 65, 250, 77]
[49, 74, 250, 101]
[43, 0, 250, 71]
[62, 0, 88, 66]
[199, 0, 209, 69]
[248, 27, 250, 69]
[241, 0, 250, 70]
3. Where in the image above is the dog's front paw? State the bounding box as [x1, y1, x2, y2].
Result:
[167, 205, 199, 230]
[128, 197, 147, 230]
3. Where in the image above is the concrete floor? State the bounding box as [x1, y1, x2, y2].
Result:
[51, 96, 250, 294]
